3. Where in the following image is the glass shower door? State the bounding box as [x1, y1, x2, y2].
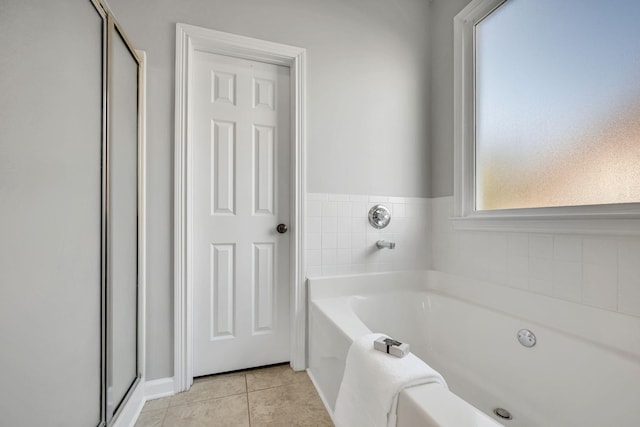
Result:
[106, 18, 141, 423]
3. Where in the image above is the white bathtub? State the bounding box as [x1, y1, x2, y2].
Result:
[307, 270, 640, 427]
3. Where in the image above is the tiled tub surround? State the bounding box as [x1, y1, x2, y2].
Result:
[305, 193, 431, 277]
[431, 196, 640, 318]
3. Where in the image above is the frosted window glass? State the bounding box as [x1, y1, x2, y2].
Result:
[475, 0, 640, 211]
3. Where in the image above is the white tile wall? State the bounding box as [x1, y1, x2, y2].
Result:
[305, 193, 430, 277]
[431, 196, 640, 318]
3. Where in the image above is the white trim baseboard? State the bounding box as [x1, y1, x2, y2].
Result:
[113, 377, 176, 427]
[112, 380, 145, 427]
[145, 377, 177, 401]
[174, 23, 307, 392]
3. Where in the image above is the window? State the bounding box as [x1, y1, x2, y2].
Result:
[454, 0, 640, 232]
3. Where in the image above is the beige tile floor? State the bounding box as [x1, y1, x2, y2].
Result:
[135, 364, 334, 426]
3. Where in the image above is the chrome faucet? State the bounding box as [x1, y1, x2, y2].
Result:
[376, 240, 396, 249]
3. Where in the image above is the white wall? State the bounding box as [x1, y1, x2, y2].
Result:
[106, 0, 433, 380]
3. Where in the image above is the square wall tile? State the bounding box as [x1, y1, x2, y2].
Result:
[582, 263, 617, 311]
[337, 217, 351, 233]
[618, 239, 640, 266]
[305, 250, 321, 267]
[321, 249, 337, 266]
[350, 247, 369, 264]
[321, 216, 337, 233]
[350, 232, 366, 249]
[432, 232, 456, 272]
[306, 233, 321, 250]
[321, 233, 337, 249]
[507, 255, 529, 289]
[528, 257, 551, 281]
[351, 217, 367, 233]
[306, 201, 321, 217]
[306, 217, 322, 234]
[618, 261, 640, 317]
[553, 236, 582, 262]
[507, 233, 528, 257]
[321, 201, 337, 217]
[529, 235, 553, 259]
[405, 203, 423, 218]
[336, 249, 352, 265]
[392, 203, 406, 218]
[351, 202, 367, 218]
[552, 260, 582, 302]
[337, 233, 351, 249]
[583, 238, 617, 266]
[366, 230, 381, 246]
[337, 201, 352, 217]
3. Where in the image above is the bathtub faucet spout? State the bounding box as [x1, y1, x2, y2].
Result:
[376, 240, 396, 249]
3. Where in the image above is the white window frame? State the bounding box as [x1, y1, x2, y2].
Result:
[453, 0, 640, 235]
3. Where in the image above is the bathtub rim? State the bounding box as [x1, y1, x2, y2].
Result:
[308, 269, 640, 360]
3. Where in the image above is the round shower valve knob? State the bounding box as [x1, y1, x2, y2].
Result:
[368, 205, 392, 229]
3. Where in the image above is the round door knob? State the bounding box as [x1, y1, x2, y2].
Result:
[276, 224, 288, 234]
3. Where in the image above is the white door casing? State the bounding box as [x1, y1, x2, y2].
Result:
[192, 52, 291, 376]
[174, 24, 306, 391]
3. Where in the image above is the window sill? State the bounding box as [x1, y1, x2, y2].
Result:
[450, 213, 640, 236]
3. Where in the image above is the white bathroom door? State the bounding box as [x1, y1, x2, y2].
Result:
[191, 52, 291, 376]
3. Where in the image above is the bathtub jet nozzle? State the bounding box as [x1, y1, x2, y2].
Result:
[376, 240, 396, 249]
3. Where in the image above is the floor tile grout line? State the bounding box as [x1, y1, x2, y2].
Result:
[244, 374, 251, 427]
[247, 378, 309, 394]
[167, 390, 248, 409]
[244, 374, 253, 426]
[159, 407, 168, 427]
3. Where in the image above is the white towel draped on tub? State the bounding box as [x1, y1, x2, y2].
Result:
[333, 333, 448, 427]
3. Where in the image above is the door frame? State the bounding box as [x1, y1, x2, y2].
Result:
[174, 23, 306, 392]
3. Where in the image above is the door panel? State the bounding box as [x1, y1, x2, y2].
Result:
[192, 52, 291, 376]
